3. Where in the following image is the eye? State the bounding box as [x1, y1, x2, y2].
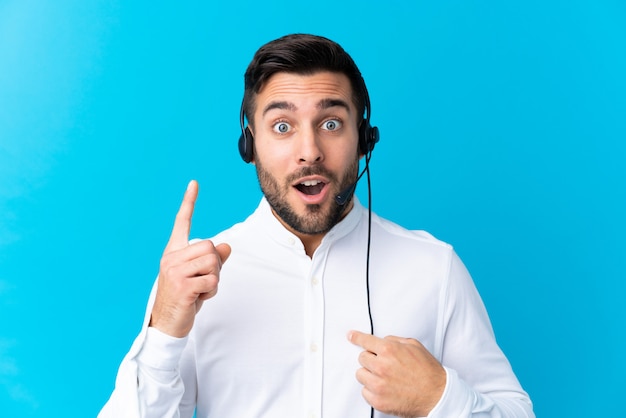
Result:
[272, 121, 291, 134]
[322, 119, 342, 131]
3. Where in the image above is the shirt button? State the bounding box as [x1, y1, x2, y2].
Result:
[310, 343, 318, 352]
[311, 277, 319, 286]
[288, 237, 295, 245]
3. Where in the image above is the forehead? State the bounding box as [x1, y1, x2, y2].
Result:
[254, 71, 355, 115]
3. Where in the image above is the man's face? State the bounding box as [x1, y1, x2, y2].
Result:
[251, 71, 361, 237]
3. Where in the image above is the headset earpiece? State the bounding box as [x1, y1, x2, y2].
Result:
[238, 99, 255, 163]
[358, 81, 380, 155]
[238, 126, 254, 163]
[358, 121, 380, 155]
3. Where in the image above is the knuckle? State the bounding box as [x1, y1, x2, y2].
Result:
[196, 239, 214, 252]
[198, 274, 219, 290]
[205, 252, 223, 270]
[376, 361, 391, 378]
[405, 337, 421, 347]
[378, 342, 394, 357]
[355, 367, 367, 383]
[161, 263, 177, 280]
[189, 258, 205, 272]
[160, 253, 175, 270]
[206, 250, 220, 262]
[195, 255, 221, 274]
[370, 379, 385, 394]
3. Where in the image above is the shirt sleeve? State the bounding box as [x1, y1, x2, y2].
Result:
[97, 281, 194, 418]
[428, 251, 535, 417]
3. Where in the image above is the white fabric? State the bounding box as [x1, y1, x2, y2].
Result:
[99, 198, 534, 418]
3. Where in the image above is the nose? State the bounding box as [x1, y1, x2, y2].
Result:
[297, 127, 324, 164]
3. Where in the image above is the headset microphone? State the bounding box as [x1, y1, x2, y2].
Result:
[335, 184, 356, 206]
[335, 166, 368, 205]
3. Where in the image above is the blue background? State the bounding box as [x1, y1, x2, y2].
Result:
[1, 0, 624, 416]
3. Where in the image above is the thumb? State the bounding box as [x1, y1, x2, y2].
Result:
[216, 243, 232, 265]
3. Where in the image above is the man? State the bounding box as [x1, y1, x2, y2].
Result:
[100, 34, 534, 417]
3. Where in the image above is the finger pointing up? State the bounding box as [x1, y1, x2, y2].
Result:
[165, 180, 198, 253]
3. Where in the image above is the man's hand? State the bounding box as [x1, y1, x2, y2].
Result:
[149, 180, 231, 338]
[348, 330, 446, 417]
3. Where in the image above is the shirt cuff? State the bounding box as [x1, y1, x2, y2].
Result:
[136, 327, 189, 371]
[427, 367, 474, 417]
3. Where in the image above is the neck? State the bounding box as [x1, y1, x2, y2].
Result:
[272, 200, 354, 258]
[300, 233, 325, 258]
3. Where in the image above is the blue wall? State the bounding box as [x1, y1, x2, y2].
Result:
[1, 1, 624, 416]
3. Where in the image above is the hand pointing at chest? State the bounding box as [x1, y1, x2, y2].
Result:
[348, 330, 446, 417]
[150, 180, 231, 338]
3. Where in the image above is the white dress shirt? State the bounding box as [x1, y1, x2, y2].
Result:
[99, 198, 534, 417]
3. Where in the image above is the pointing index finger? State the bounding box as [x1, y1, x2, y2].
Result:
[348, 330, 382, 353]
[165, 180, 198, 252]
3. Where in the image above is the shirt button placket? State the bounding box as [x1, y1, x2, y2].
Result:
[308, 266, 324, 418]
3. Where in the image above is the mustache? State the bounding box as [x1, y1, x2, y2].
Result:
[286, 166, 338, 184]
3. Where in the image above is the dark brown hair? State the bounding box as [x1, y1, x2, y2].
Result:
[242, 34, 368, 128]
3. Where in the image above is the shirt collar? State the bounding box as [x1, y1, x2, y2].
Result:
[252, 197, 365, 252]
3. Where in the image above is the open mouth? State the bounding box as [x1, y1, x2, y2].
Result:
[295, 179, 326, 196]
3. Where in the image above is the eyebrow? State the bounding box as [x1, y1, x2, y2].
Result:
[262, 98, 352, 116]
[262, 101, 296, 116]
[317, 98, 351, 113]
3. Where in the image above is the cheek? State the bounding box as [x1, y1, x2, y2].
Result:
[255, 146, 292, 178]
[254, 135, 292, 160]
[333, 143, 360, 167]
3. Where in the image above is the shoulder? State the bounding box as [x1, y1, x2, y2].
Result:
[357, 211, 459, 279]
[370, 211, 453, 252]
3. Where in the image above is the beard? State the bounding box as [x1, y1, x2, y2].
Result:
[255, 158, 359, 236]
